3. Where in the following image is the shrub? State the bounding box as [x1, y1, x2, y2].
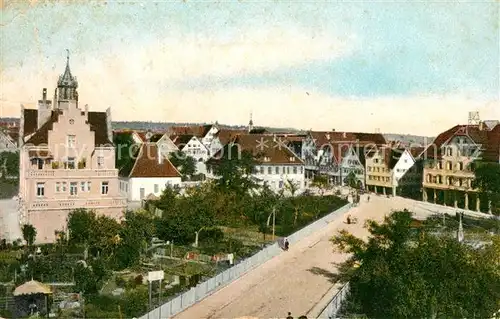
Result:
[115, 276, 126, 288]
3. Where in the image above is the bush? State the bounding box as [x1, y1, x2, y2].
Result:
[115, 276, 126, 288]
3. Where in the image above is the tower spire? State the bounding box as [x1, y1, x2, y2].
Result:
[57, 49, 78, 102]
[248, 111, 254, 133]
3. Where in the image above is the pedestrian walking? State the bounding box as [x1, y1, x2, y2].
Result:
[367, 195, 370, 202]
[286, 312, 293, 319]
[284, 238, 289, 251]
[346, 214, 351, 224]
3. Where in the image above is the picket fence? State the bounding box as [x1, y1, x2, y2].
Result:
[139, 203, 353, 319]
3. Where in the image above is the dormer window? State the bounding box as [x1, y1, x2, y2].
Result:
[263, 156, 271, 162]
[69, 119, 74, 125]
[290, 157, 295, 162]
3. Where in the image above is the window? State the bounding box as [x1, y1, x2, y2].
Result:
[87, 182, 91, 192]
[67, 157, 75, 169]
[154, 184, 159, 193]
[286, 166, 290, 174]
[97, 156, 104, 169]
[268, 167, 272, 174]
[293, 166, 297, 174]
[101, 181, 109, 194]
[37, 159, 43, 170]
[62, 182, 67, 192]
[275, 166, 279, 174]
[67, 135, 76, 147]
[69, 119, 74, 125]
[55, 182, 61, 193]
[70, 182, 78, 195]
[300, 166, 303, 174]
[81, 182, 86, 192]
[36, 183, 45, 197]
[259, 167, 264, 174]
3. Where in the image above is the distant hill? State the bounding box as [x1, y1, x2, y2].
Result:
[0, 118, 431, 141]
[384, 133, 435, 146]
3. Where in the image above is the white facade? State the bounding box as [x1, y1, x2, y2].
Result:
[0, 131, 17, 153]
[391, 149, 416, 187]
[120, 176, 182, 201]
[201, 125, 219, 150]
[254, 164, 306, 194]
[157, 134, 179, 157]
[180, 136, 209, 162]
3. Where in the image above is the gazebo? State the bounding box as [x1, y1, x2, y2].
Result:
[13, 280, 52, 318]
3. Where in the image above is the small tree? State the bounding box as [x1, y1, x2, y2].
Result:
[169, 151, 197, 180]
[21, 224, 37, 247]
[311, 175, 330, 196]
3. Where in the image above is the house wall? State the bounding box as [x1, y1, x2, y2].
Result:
[365, 150, 392, 191]
[254, 164, 306, 194]
[392, 150, 417, 187]
[339, 150, 365, 186]
[157, 135, 179, 157]
[20, 102, 126, 243]
[181, 137, 209, 162]
[124, 176, 182, 201]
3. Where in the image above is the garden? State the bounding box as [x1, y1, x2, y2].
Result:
[0, 148, 347, 318]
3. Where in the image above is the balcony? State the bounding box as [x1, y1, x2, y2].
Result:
[27, 169, 118, 179]
[28, 197, 127, 211]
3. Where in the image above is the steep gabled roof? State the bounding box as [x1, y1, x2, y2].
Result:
[426, 123, 500, 162]
[22, 108, 113, 146]
[171, 134, 195, 148]
[126, 143, 181, 178]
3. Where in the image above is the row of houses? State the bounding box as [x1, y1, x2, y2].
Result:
[5, 56, 500, 243]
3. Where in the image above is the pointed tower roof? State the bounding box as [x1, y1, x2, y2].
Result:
[58, 49, 78, 88]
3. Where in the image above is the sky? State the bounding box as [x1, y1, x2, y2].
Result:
[0, 0, 499, 135]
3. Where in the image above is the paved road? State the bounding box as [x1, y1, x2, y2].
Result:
[173, 195, 449, 319]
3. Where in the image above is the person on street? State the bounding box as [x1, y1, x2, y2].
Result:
[286, 312, 293, 319]
[284, 238, 289, 251]
[367, 195, 370, 202]
[347, 215, 351, 224]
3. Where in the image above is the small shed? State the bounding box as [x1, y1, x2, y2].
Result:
[13, 280, 52, 318]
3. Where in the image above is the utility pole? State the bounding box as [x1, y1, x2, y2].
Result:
[272, 207, 276, 241]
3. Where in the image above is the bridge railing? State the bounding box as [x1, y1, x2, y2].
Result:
[139, 203, 353, 319]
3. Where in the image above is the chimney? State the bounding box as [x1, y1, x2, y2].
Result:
[342, 132, 347, 138]
[326, 133, 330, 141]
[158, 146, 163, 164]
[37, 88, 52, 129]
[479, 121, 484, 131]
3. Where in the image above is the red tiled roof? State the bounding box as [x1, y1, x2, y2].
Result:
[425, 123, 500, 162]
[22, 108, 112, 146]
[218, 134, 304, 165]
[215, 129, 247, 145]
[127, 143, 181, 178]
[168, 125, 213, 138]
[309, 131, 386, 148]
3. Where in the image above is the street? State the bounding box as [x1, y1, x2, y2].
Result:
[173, 195, 449, 319]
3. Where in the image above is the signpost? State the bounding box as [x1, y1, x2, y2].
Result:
[147, 270, 165, 319]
